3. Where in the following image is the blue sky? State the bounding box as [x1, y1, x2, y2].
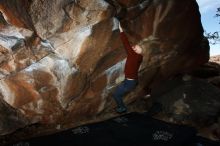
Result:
[196, 0, 220, 56]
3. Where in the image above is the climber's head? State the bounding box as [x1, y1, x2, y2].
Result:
[132, 44, 143, 55]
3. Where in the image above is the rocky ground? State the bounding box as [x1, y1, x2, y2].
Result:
[210, 55, 220, 64]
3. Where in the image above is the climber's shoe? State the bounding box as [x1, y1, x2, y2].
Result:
[116, 106, 127, 113]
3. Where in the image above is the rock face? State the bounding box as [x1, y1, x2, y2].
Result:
[150, 57, 220, 140]
[0, 0, 209, 135]
[150, 74, 220, 140]
[0, 99, 29, 135]
[191, 56, 220, 89]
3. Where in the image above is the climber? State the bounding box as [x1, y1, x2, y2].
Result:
[112, 21, 143, 113]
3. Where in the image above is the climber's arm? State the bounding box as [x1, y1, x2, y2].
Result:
[119, 22, 143, 55]
[119, 22, 134, 55]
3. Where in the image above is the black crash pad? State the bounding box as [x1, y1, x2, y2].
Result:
[9, 112, 220, 146]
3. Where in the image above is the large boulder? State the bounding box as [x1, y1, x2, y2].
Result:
[150, 75, 220, 140]
[0, 0, 209, 135]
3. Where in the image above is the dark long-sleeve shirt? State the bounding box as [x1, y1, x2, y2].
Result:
[120, 32, 143, 79]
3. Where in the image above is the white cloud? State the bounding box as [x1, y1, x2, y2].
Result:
[196, 0, 220, 14]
